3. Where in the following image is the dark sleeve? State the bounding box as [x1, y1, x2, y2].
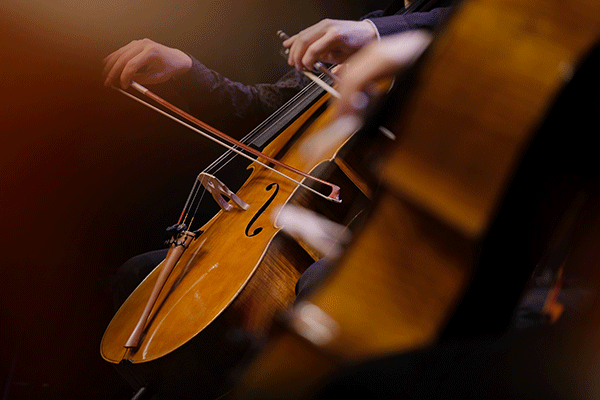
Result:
[368, 7, 452, 36]
[359, 9, 385, 20]
[171, 56, 310, 138]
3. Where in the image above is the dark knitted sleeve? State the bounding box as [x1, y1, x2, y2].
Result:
[169, 6, 450, 137]
[368, 7, 452, 36]
[171, 57, 310, 138]
[359, 9, 385, 20]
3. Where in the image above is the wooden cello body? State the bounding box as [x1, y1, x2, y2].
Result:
[235, 0, 600, 397]
[100, 76, 379, 398]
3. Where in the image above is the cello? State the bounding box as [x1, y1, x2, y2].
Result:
[100, 59, 383, 398]
[234, 0, 600, 397]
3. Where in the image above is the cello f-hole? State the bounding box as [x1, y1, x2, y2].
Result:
[245, 183, 280, 237]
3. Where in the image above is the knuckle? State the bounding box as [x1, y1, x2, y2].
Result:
[140, 38, 156, 50]
[328, 26, 340, 38]
[304, 46, 317, 58]
[295, 30, 307, 42]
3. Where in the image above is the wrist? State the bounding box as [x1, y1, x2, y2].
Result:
[172, 49, 193, 76]
[362, 19, 381, 42]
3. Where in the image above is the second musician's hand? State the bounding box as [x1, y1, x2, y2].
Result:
[331, 29, 433, 118]
[282, 19, 378, 72]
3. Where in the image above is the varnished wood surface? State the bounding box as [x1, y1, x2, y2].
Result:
[383, 0, 600, 238]
[100, 90, 333, 363]
[100, 70, 374, 400]
[235, 0, 600, 397]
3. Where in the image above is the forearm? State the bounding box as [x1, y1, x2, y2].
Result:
[172, 57, 309, 137]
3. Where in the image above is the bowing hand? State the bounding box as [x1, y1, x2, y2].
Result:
[103, 39, 192, 89]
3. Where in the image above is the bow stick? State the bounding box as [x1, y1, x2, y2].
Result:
[115, 82, 342, 203]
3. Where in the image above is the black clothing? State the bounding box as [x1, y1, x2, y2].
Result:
[112, 1, 453, 310]
[169, 3, 452, 137]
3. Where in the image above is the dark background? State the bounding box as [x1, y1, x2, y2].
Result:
[0, 1, 388, 399]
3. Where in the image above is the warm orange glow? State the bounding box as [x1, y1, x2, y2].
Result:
[0, 1, 378, 397]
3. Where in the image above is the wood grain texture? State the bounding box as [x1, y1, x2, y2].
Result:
[235, 0, 600, 398]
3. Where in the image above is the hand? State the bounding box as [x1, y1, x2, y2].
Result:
[332, 30, 433, 118]
[102, 39, 192, 89]
[282, 19, 378, 71]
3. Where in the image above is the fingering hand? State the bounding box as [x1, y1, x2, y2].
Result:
[332, 30, 432, 118]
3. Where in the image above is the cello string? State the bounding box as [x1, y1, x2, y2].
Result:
[187, 186, 208, 231]
[115, 86, 341, 203]
[115, 69, 339, 229]
[202, 73, 333, 176]
[199, 57, 340, 176]
[181, 180, 207, 230]
[115, 88, 266, 171]
[177, 179, 200, 225]
[130, 82, 341, 198]
[184, 76, 334, 226]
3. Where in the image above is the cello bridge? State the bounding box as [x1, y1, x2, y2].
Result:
[198, 172, 250, 212]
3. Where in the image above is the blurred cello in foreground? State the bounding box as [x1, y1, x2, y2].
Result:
[235, 0, 600, 397]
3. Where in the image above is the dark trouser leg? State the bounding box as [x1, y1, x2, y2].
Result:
[110, 248, 169, 311]
[294, 259, 332, 303]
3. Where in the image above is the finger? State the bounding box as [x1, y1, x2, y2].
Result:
[332, 84, 365, 118]
[102, 40, 141, 80]
[283, 35, 297, 65]
[288, 34, 312, 70]
[332, 61, 375, 117]
[119, 47, 156, 88]
[104, 44, 146, 88]
[331, 64, 345, 75]
[336, 63, 392, 118]
[282, 34, 295, 48]
[301, 30, 339, 70]
[287, 23, 325, 70]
